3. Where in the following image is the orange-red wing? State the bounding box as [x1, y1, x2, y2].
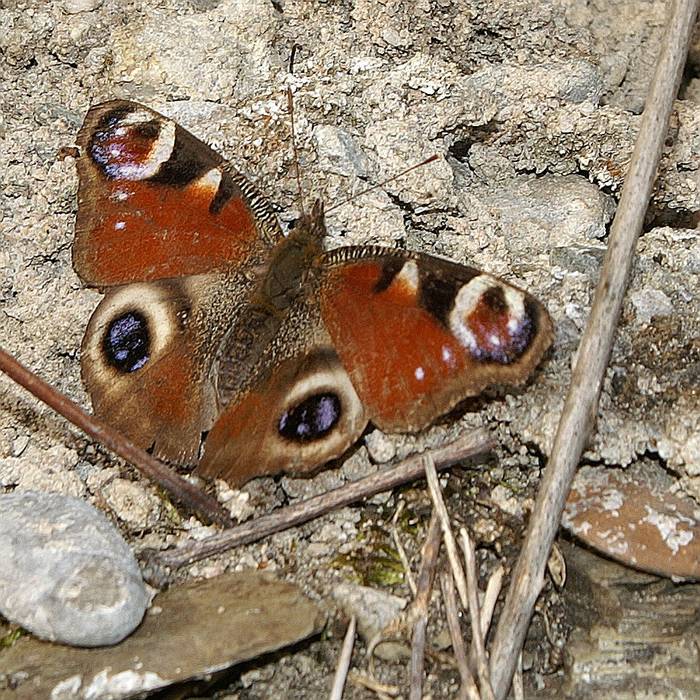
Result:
[318, 249, 553, 432]
[73, 100, 280, 287]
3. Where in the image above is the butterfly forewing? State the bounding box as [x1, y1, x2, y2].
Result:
[317, 247, 553, 432]
[74, 100, 282, 287]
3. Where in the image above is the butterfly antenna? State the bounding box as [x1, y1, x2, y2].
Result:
[325, 154, 439, 214]
[287, 44, 306, 216]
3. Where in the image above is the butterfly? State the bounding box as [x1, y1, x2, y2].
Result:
[73, 100, 554, 488]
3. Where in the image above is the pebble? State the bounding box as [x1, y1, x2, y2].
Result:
[0, 491, 149, 646]
[63, 0, 103, 13]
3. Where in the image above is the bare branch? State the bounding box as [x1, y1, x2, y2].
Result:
[487, 1, 700, 696]
[0, 347, 231, 527]
[142, 430, 494, 587]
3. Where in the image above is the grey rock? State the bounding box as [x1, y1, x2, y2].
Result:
[332, 582, 407, 643]
[0, 491, 148, 647]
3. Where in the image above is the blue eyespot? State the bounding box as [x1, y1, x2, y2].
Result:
[103, 311, 150, 373]
[278, 393, 341, 442]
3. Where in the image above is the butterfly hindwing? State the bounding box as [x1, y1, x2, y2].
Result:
[317, 246, 554, 432]
[80, 272, 259, 464]
[74, 100, 281, 287]
[196, 294, 368, 486]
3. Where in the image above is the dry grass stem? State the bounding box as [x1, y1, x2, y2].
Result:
[460, 529, 495, 700]
[423, 455, 470, 610]
[479, 566, 504, 638]
[408, 511, 442, 700]
[330, 616, 356, 700]
[348, 671, 400, 698]
[512, 653, 524, 700]
[440, 571, 480, 700]
[392, 501, 417, 595]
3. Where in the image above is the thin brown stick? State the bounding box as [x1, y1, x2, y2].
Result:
[0, 347, 231, 527]
[141, 430, 494, 586]
[460, 529, 495, 700]
[409, 511, 442, 700]
[487, 2, 700, 697]
[330, 616, 356, 700]
[440, 571, 480, 700]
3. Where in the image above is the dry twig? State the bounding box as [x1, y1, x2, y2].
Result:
[440, 571, 480, 700]
[488, 2, 700, 696]
[0, 347, 231, 527]
[142, 430, 494, 587]
[460, 529, 495, 700]
[409, 511, 442, 700]
[330, 616, 356, 700]
[348, 671, 400, 699]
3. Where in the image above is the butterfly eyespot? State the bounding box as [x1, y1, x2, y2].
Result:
[90, 108, 175, 181]
[278, 393, 342, 442]
[103, 311, 151, 373]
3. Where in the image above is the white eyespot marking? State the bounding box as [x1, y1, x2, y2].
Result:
[415, 366, 425, 381]
[193, 168, 223, 196]
[449, 275, 528, 361]
[84, 284, 179, 379]
[127, 119, 175, 180]
[111, 189, 131, 202]
[114, 221, 126, 231]
[119, 110, 157, 127]
[441, 345, 456, 368]
[103, 119, 176, 181]
[392, 260, 420, 296]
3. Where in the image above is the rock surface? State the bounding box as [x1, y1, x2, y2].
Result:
[0, 491, 148, 647]
[0, 571, 325, 700]
[0, 0, 698, 695]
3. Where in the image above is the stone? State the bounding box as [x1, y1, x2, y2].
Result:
[0, 491, 149, 647]
[0, 571, 324, 700]
[563, 463, 700, 580]
[63, 0, 102, 13]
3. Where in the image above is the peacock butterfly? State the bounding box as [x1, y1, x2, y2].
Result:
[73, 100, 553, 487]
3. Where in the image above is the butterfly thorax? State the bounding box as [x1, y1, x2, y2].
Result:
[214, 204, 327, 405]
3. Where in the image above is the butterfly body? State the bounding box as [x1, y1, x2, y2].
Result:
[73, 100, 553, 487]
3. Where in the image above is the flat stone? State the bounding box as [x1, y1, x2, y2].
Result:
[0, 571, 325, 699]
[0, 491, 148, 647]
[564, 464, 700, 580]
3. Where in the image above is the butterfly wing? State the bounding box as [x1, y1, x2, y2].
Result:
[196, 296, 369, 487]
[74, 100, 281, 287]
[80, 271, 262, 464]
[74, 101, 284, 462]
[316, 247, 554, 432]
